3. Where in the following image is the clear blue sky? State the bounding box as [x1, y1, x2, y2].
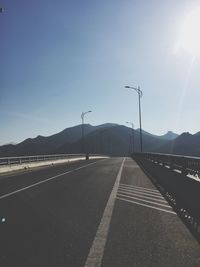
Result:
[1, 0, 200, 145]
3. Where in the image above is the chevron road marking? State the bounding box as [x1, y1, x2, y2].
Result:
[117, 183, 176, 215]
[120, 183, 159, 192]
[117, 193, 171, 208]
[118, 186, 165, 199]
[116, 197, 176, 215]
[117, 189, 168, 204]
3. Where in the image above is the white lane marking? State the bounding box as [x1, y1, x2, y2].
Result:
[118, 187, 165, 199]
[125, 165, 139, 168]
[120, 183, 159, 192]
[117, 189, 168, 203]
[117, 193, 171, 209]
[120, 183, 159, 193]
[0, 159, 107, 200]
[84, 158, 125, 267]
[119, 185, 161, 196]
[117, 197, 176, 215]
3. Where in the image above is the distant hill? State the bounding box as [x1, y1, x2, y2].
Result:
[135, 129, 178, 140]
[0, 124, 199, 157]
[0, 124, 95, 157]
[157, 131, 178, 140]
[156, 132, 200, 156]
[48, 125, 167, 156]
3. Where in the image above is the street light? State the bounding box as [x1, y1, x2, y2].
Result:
[81, 110, 92, 156]
[126, 121, 134, 154]
[125, 85, 143, 152]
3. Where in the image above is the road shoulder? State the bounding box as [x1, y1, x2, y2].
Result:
[101, 157, 200, 267]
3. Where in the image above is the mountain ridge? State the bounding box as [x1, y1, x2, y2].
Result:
[0, 123, 199, 157]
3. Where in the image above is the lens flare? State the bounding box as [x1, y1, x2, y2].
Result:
[181, 7, 200, 56]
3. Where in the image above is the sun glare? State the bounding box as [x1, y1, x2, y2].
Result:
[180, 7, 200, 56]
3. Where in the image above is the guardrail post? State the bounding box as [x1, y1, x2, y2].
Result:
[170, 156, 174, 170]
[181, 157, 187, 175]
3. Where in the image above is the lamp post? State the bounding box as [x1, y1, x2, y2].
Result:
[125, 85, 143, 152]
[126, 122, 134, 154]
[81, 110, 92, 156]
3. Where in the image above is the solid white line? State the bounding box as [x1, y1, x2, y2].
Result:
[116, 197, 176, 215]
[118, 187, 165, 199]
[117, 193, 171, 208]
[120, 183, 159, 193]
[84, 157, 125, 267]
[0, 159, 107, 200]
[117, 189, 167, 203]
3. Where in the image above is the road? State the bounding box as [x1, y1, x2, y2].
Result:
[0, 158, 200, 267]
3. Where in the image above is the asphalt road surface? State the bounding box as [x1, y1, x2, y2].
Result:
[0, 158, 200, 267]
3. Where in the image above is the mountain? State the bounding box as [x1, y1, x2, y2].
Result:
[55, 125, 167, 156]
[158, 131, 178, 140]
[136, 129, 178, 140]
[0, 124, 169, 157]
[0, 124, 199, 157]
[156, 132, 200, 157]
[135, 129, 155, 137]
[0, 124, 95, 157]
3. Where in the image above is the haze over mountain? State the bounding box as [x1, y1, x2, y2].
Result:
[135, 129, 178, 141]
[157, 132, 200, 157]
[157, 131, 179, 140]
[0, 123, 198, 157]
[55, 125, 170, 156]
[0, 124, 115, 157]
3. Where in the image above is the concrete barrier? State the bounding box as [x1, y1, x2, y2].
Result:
[0, 155, 108, 174]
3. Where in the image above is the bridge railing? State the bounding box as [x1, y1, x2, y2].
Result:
[134, 152, 200, 236]
[133, 152, 200, 178]
[0, 153, 104, 166]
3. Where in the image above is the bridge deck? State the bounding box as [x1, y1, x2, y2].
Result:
[101, 158, 200, 267]
[0, 157, 199, 266]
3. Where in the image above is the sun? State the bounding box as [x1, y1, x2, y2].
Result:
[180, 8, 200, 56]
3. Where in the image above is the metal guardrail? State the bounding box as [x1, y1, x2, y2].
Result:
[0, 154, 102, 166]
[134, 152, 200, 237]
[134, 152, 200, 178]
